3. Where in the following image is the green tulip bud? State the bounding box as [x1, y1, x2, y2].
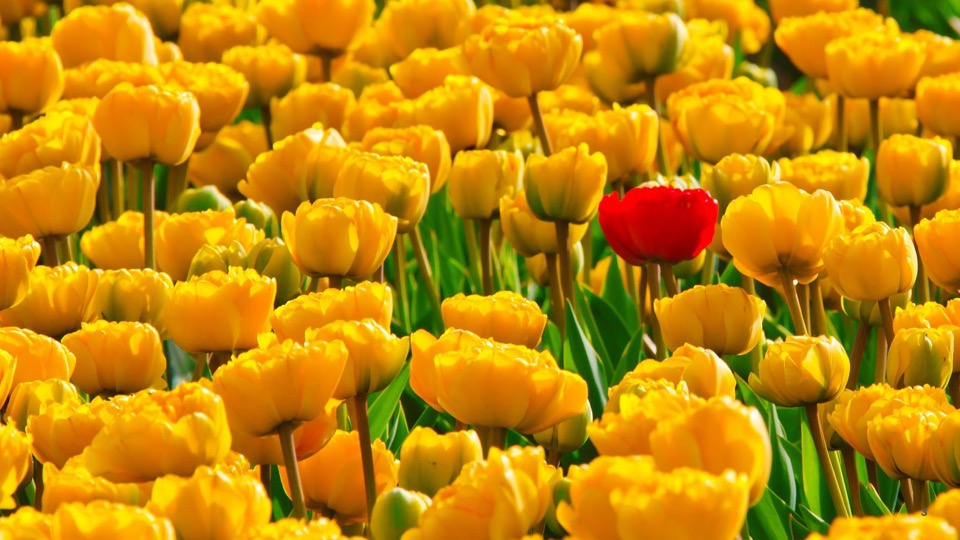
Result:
[370, 488, 431, 540]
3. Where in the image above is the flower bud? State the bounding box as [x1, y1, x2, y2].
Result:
[397, 427, 483, 497]
[877, 133, 952, 209]
[749, 335, 849, 407]
[173, 186, 233, 214]
[186, 243, 247, 280]
[700, 154, 778, 215]
[370, 488, 430, 540]
[533, 400, 592, 454]
[245, 238, 302, 306]
[886, 327, 954, 389]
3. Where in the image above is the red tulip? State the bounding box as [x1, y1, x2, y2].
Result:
[598, 186, 718, 265]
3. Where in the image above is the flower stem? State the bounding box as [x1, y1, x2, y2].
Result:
[41, 236, 60, 267]
[581, 220, 593, 284]
[804, 404, 850, 518]
[875, 329, 888, 385]
[260, 105, 274, 149]
[547, 253, 566, 340]
[32, 458, 43, 510]
[841, 447, 864, 517]
[410, 225, 444, 329]
[836, 95, 848, 153]
[527, 94, 552, 156]
[648, 263, 666, 359]
[479, 218, 493, 295]
[901, 478, 917, 513]
[278, 422, 307, 519]
[475, 425, 506, 457]
[798, 283, 811, 335]
[393, 238, 410, 332]
[848, 323, 870, 390]
[349, 394, 378, 524]
[949, 372, 960, 405]
[192, 352, 210, 382]
[259, 465, 272, 498]
[555, 222, 575, 310]
[139, 162, 156, 270]
[164, 160, 189, 212]
[111, 160, 125, 215]
[700, 250, 716, 286]
[97, 163, 111, 224]
[320, 52, 333, 84]
[810, 279, 827, 337]
[645, 76, 669, 175]
[660, 263, 679, 298]
[918, 479, 929, 513]
[910, 206, 930, 304]
[878, 297, 896, 347]
[779, 271, 808, 336]
[869, 98, 882, 156]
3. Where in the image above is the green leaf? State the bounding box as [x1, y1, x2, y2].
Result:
[270, 465, 292, 520]
[767, 404, 798, 510]
[860, 482, 892, 517]
[747, 488, 791, 540]
[388, 405, 410, 455]
[573, 285, 612, 375]
[800, 414, 823, 516]
[163, 340, 194, 389]
[369, 363, 411, 442]
[563, 301, 608, 416]
[584, 288, 631, 370]
[601, 255, 638, 330]
[613, 327, 645, 384]
[797, 505, 829, 535]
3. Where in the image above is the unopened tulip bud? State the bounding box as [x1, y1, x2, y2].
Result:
[397, 427, 483, 497]
[246, 239, 302, 306]
[701, 154, 778, 215]
[533, 400, 592, 454]
[886, 327, 954, 389]
[174, 186, 233, 214]
[369, 488, 430, 540]
[234, 200, 279, 238]
[186, 244, 247, 280]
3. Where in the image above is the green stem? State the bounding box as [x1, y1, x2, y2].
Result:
[867, 460, 880, 493]
[848, 323, 869, 390]
[349, 394, 378, 523]
[798, 283, 811, 335]
[125, 164, 140, 211]
[547, 253, 565, 340]
[836, 95, 848, 153]
[648, 263, 666, 359]
[869, 99, 882, 156]
[411, 225, 444, 329]
[811, 279, 828, 337]
[278, 422, 307, 519]
[260, 105, 274, 149]
[32, 458, 42, 510]
[919, 479, 929, 513]
[41, 236, 60, 267]
[528, 94, 552, 156]
[259, 465, 272, 500]
[555, 222, 574, 310]
[878, 297, 895, 347]
[842, 448, 864, 517]
[743, 276, 764, 370]
[875, 329, 888, 386]
[581, 220, 593, 284]
[479, 218, 493, 295]
[320, 52, 333, 84]
[164, 160, 189, 212]
[393, 238, 410, 332]
[139, 162, 156, 270]
[57, 236, 74, 264]
[192, 352, 210, 382]
[805, 404, 851, 518]
[111, 160, 125, 215]
[475, 425, 507, 457]
[780, 271, 808, 336]
[464, 219, 482, 291]
[910, 206, 930, 304]
[660, 263, 679, 298]
[700, 250, 716, 286]
[645, 76, 669, 175]
[97, 162, 111, 224]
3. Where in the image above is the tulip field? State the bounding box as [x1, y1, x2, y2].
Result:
[8, 0, 960, 538]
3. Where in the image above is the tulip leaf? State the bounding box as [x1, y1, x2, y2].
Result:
[563, 302, 608, 416]
[746, 488, 791, 540]
[860, 482, 892, 517]
[387, 405, 410, 455]
[613, 328, 646, 384]
[799, 416, 836, 520]
[601, 255, 638, 331]
[788, 514, 810, 540]
[162, 340, 194, 389]
[767, 404, 798, 511]
[573, 286, 612, 372]
[369, 363, 411, 442]
[269, 464, 292, 520]
[583, 288, 631, 370]
[797, 505, 829, 535]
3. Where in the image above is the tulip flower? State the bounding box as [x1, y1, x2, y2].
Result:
[269, 82, 355, 142]
[0, 423, 31, 510]
[378, 0, 474, 58]
[593, 12, 687, 84]
[26, 399, 116, 469]
[0, 40, 64, 127]
[271, 281, 393, 342]
[160, 61, 250, 154]
[244, 518, 344, 538]
[52, 4, 158, 68]
[825, 33, 924, 102]
[868, 406, 945, 483]
[917, 73, 960, 138]
[155, 208, 263, 281]
[187, 122, 267, 199]
[824, 221, 918, 302]
[916, 209, 960, 293]
[177, 4, 260, 63]
[361, 125, 452, 194]
[282, 429, 398, 523]
[808, 515, 957, 539]
[769, 0, 856, 22]
[886, 327, 954, 389]
[51, 501, 175, 539]
[0, 263, 101, 338]
[4, 378, 83, 432]
[0, 327, 76, 392]
[389, 47, 467, 99]
[877, 134, 952, 214]
[40, 462, 146, 513]
[397, 75, 494, 153]
[370, 488, 431, 540]
[397, 427, 483, 497]
[440, 291, 548, 348]
[94, 268, 172, 336]
[81, 383, 231, 483]
[448, 149, 523, 221]
[0, 234, 40, 312]
[654, 284, 765, 356]
[61, 320, 166, 397]
[777, 151, 869, 203]
[0, 350, 11, 410]
[80, 211, 169, 270]
[781, 92, 835, 156]
[0, 111, 100, 177]
[774, 9, 891, 81]
[700, 153, 778, 216]
[533, 398, 592, 459]
[929, 489, 960, 536]
[230, 406, 339, 467]
[928, 411, 960, 488]
[256, 0, 374, 71]
[62, 59, 163, 100]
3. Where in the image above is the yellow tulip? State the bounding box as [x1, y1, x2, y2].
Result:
[52, 4, 158, 68]
[178, 4, 260, 63]
[239, 125, 346, 217]
[188, 121, 267, 198]
[582, 49, 646, 107]
[148, 466, 270, 539]
[0, 327, 75, 391]
[895, 302, 960, 371]
[0, 507, 52, 536]
[650, 396, 771, 505]
[388, 47, 466, 99]
[749, 335, 849, 407]
[842, 97, 918, 152]
[330, 59, 390, 98]
[63, 58, 163, 100]
[700, 153, 778, 216]
[93, 83, 201, 166]
[462, 18, 582, 98]
[40, 461, 146, 513]
[916, 209, 960, 292]
[349, 27, 401, 70]
[333, 151, 430, 233]
[916, 73, 960, 138]
[523, 143, 607, 224]
[51, 501, 176, 539]
[440, 291, 548, 348]
[778, 150, 869, 203]
[631, 345, 737, 400]
[361, 125, 452, 194]
[917, 30, 960, 78]
[4, 378, 83, 432]
[826, 33, 925, 100]
[0, 163, 100, 240]
[654, 21, 734, 103]
[686, 0, 770, 55]
[370, 488, 430, 540]
[81, 382, 232, 483]
[26, 399, 116, 469]
[808, 515, 957, 540]
[155, 208, 264, 281]
[774, 8, 892, 79]
[0, 423, 31, 510]
[886, 327, 954, 389]
[94, 268, 172, 336]
[448, 149, 523, 220]
[164, 268, 275, 353]
[868, 405, 945, 481]
[547, 105, 659, 183]
[928, 411, 960, 487]
[876, 134, 952, 209]
[230, 404, 338, 466]
[281, 198, 396, 279]
[397, 427, 482, 497]
[654, 283, 766, 356]
[593, 11, 687, 81]
[781, 92, 835, 156]
[0, 111, 100, 177]
[269, 82, 355, 142]
[306, 319, 407, 399]
[222, 44, 307, 110]
[532, 397, 592, 454]
[823, 222, 917, 302]
[160, 61, 250, 150]
[0, 350, 12, 410]
[0, 263, 101, 338]
[500, 190, 588, 257]
[397, 75, 494, 152]
[409, 329, 486, 412]
[282, 429, 398, 523]
[0, 234, 40, 311]
[561, 3, 617, 51]
[929, 489, 960, 535]
[271, 281, 393, 342]
[0, 40, 64, 116]
[244, 517, 343, 538]
[255, 0, 374, 56]
[378, 0, 475, 58]
[80, 211, 170, 270]
[61, 320, 166, 396]
[769, 0, 856, 22]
